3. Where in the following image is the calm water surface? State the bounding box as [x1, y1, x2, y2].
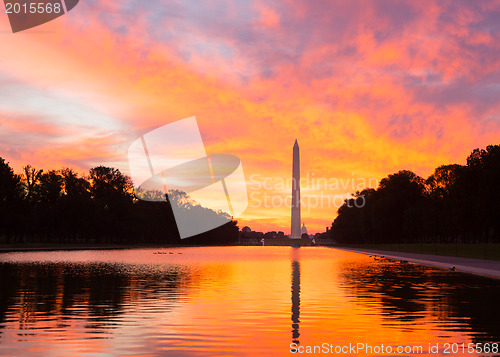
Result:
[0, 247, 499, 356]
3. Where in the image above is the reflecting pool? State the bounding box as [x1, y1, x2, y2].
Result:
[0, 247, 499, 356]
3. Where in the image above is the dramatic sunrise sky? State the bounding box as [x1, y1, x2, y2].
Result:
[1, 0, 500, 233]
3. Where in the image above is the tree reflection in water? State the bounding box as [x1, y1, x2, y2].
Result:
[0, 262, 183, 336]
[339, 258, 500, 341]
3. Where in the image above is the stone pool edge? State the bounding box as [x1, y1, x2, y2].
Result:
[334, 247, 500, 279]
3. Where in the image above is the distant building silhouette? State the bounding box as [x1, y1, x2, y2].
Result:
[238, 226, 263, 245]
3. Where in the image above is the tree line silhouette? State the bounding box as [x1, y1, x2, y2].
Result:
[0, 158, 238, 245]
[331, 144, 500, 244]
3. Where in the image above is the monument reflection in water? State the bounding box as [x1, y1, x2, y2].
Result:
[291, 249, 301, 346]
[0, 247, 499, 357]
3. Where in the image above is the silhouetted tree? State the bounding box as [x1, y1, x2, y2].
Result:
[0, 158, 22, 243]
[331, 145, 500, 244]
[0, 157, 239, 246]
[23, 164, 43, 201]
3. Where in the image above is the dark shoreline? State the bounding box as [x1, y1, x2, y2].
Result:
[0, 244, 240, 253]
[336, 247, 500, 279]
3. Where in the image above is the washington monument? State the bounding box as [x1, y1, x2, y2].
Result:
[291, 139, 301, 238]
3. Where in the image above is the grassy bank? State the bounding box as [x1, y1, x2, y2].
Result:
[335, 243, 500, 261]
